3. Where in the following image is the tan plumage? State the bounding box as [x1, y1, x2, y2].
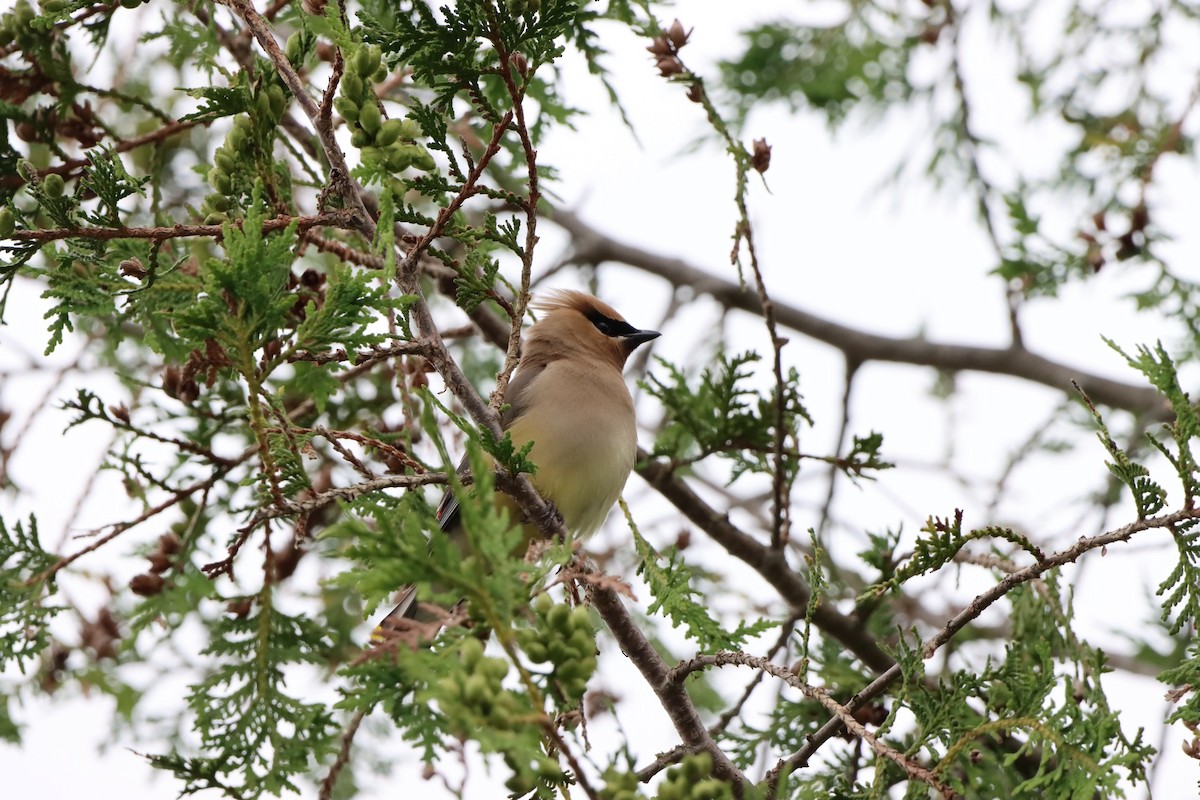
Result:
[373, 290, 659, 635]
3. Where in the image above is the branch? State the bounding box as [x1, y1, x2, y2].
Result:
[242, 471, 450, 526]
[553, 209, 1168, 418]
[486, 29, 539, 415]
[221, 0, 551, 527]
[287, 339, 430, 366]
[670, 652, 958, 800]
[10, 210, 357, 244]
[30, 461, 245, 585]
[670, 50, 792, 552]
[587, 580, 751, 795]
[635, 616, 800, 783]
[772, 504, 1200, 783]
[319, 709, 366, 800]
[0, 119, 204, 188]
[221, 0, 571, 573]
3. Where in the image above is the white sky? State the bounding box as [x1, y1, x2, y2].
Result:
[3, 0, 1200, 797]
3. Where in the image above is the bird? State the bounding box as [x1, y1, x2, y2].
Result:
[372, 290, 660, 640]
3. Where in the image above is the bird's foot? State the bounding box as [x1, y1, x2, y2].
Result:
[538, 499, 565, 538]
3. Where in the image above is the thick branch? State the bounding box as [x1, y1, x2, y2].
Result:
[588, 581, 751, 795]
[554, 209, 1167, 418]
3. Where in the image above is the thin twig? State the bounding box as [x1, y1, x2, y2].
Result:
[30, 463, 244, 585]
[486, 25, 540, 412]
[816, 357, 860, 541]
[9, 210, 356, 244]
[319, 709, 366, 800]
[241, 471, 449, 526]
[287, 339, 431, 366]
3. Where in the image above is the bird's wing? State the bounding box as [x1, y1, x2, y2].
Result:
[370, 359, 550, 640]
[432, 458, 465, 535]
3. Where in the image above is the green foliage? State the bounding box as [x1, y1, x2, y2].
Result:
[877, 570, 1156, 799]
[654, 753, 732, 800]
[645, 353, 812, 482]
[39, 245, 121, 354]
[5, 1, 1200, 798]
[1154, 516, 1200, 636]
[1159, 639, 1200, 734]
[361, 0, 573, 130]
[864, 510, 1044, 598]
[836, 431, 892, 480]
[172, 191, 298, 366]
[1107, 340, 1200, 503]
[631, 518, 774, 652]
[180, 82, 253, 123]
[0, 695, 20, 744]
[78, 147, 149, 227]
[148, 601, 339, 797]
[322, 489, 447, 620]
[991, 192, 1096, 298]
[0, 517, 60, 674]
[294, 263, 389, 355]
[718, 18, 912, 127]
[1078, 349, 1200, 634]
[328, 470, 588, 797]
[453, 240, 504, 314]
[1077, 381, 1167, 519]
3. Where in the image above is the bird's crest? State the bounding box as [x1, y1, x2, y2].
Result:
[532, 290, 626, 322]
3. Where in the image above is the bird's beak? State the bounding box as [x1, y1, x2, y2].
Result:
[621, 329, 661, 350]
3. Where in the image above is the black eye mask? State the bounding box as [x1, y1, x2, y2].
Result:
[585, 309, 639, 338]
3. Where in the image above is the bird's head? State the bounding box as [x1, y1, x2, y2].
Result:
[526, 290, 660, 370]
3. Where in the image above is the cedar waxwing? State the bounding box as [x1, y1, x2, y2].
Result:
[373, 290, 660, 637]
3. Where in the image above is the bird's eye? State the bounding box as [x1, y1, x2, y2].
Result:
[586, 311, 630, 338]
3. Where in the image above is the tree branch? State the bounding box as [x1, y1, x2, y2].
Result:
[670, 652, 958, 800]
[772, 504, 1200, 783]
[553, 209, 1168, 418]
[10, 211, 357, 244]
[587, 580, 751, 795]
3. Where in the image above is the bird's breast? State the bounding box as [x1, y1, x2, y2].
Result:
[504, 361, 637, 539]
